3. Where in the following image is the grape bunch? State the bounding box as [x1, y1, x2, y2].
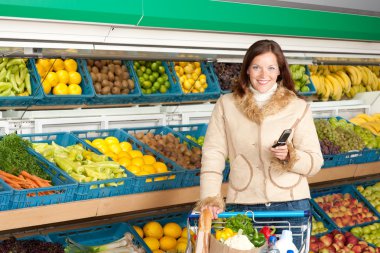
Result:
[319, 139, 341, 155]
[314, 119, 335, 141]
[334, 126, 365, 152]
[353, 125, 380, 149]
[214, 63, 241, 91]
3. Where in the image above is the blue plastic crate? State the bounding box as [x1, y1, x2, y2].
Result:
[353, 180, 380, 218]
[72, 129, 185, 193]
[20, 132, 134, 201]
[311, 185, 380, 230]
[167, 123, 208, 140]
[0, 178, 12, 211]
[31, 59, 95, 105]
[129, 60, 183, 103]
[83, 59, 143, 105]
[122, 126, 207, 187]
[0, 58, 43, 107]
[167, 61, 221, 102]
[311, 205, 336, 237]
[355, 148, 380, 164]
[48, 222, 148, 251]
[7, 150, 77, 209]
[322, 151, 361, 168]
[297, 65, 317, 96]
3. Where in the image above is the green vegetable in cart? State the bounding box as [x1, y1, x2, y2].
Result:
[252, 228, 266, 247]
[225, 214, 265, 247]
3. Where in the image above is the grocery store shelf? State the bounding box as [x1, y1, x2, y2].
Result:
[0, 163, 378, 233]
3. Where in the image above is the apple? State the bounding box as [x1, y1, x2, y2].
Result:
[311, 242, 320, 252]
[320, 248, 331, 253]
[346, 235, 359, 245]
[352, 245, 362, 253]
[321, 235, 333, 247]
[327, 246, 337, 253]
[334, 233, 346, 244]
[347, 244, 355, 250]
[357, 241, 368, 250]
[311, 236, 318, 243]
[332, 243, 341, 251]
[363, 247, 375, 253]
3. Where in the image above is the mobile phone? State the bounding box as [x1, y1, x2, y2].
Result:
[272, 129, 292, 148]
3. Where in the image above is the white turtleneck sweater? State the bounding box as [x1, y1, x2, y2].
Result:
[249, 83, 278, 108]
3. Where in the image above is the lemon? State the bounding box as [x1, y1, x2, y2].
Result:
[176, 242, 188, 253]
[68, 83, 82, 95]
[52, 83, 69, 95]
[143, 221, 163, 239]
[64, 59, 78, 72]
[108, 143, 122, 154]
[69, 71, 82, 85]
[129, 150, 143, 158]
[163, 222, 182, 239]
[37, 59, 52, 71]
[45, 72, 59, 87]
[35, 63, 47, 77]
[118, 151, 131, 159]
[159, 236, 177, 251]
[133, 225, 144, 238]
[141, 164, 156, 174]
[119, 141, 132, 152]
[153, 250, 164, 253]
[177, 237, 187, 244]
[118, 157, 131, 168]
[128, 165, 141, 174]
[153, 162, 168, 173]
[92, 138, 105, 147]
[105, 136, 119, 145]
[131, 157, 144, 167]
[56, 69, 69, 84]
[144, 237, 160, 251]
[52, 59, 65, 72]
[42, 79, 52, 94]
[143, 155, 156, 165]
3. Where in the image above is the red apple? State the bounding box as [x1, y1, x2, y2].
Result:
[337, 249, 346, 253]
[311, 242, 320, 252]
[327, 246, 337, 253]
[346, 236, 358, 245]
[357, 241, 368, 250]
[332, 243, 341, 251]
[352, 245, 362, 253]
[363, 247, 375, 253]
[311, 236, 318, 243]
[320, 248, 331, 253]
[334, 233, 346, 244]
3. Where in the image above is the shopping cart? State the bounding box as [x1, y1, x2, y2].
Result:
[186, 210, 312, 253]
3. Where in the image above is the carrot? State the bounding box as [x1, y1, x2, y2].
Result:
[0, 170, 24, 182]
[21, 171, 46, 188]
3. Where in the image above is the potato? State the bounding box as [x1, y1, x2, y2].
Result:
[114, 80, 121, 88]
[90, 72, 97, 82]
[108, 71, 115, 81]
[113, 60, 122, 65]
[100, 60, 108, 65]
[87, 66, 91, 72]
[122, 71, 130, 80]
[101, 66, 109, 74]
[111, 87, 121, 94]
[87, 59, 94, 66]
[101, 73, 108, 81]
[115, 68, 123, 77]
[92, 66, 99, 74]
[121, 89, 129, 94]
[94, 60, 102, 69]
[102, 79, 109, 87]
[101, 86, 111, 94]
[121, 65, 127, 71]
[94, 83, 102, 93]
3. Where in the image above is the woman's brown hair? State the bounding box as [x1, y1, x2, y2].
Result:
[233, 40, 296, 97]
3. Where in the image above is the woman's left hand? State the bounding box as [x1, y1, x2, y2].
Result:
[270, 145, 289, 161]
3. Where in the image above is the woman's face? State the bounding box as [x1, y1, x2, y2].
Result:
[247, 52, 280, 93]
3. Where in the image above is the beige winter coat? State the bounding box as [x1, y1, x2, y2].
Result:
[198, 86, 323, 208]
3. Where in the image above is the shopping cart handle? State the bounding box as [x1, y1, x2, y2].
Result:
[188, 210, 311, 219]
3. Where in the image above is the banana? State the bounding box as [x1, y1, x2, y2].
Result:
[356, 114, 373, 122]
[326, 74, 342, 100]
[309, 65, 318, 74]
[349, 117, 367, 126]
[336, 70, 351, 93]
[310, 75, 320, 93]
[345, 66, 358, 85]
[355, 66, 363, 85]
[362, 122, 379, 135]
[358, 66, 368, 86]
[321, 76, 332, 101]
[331, 73, 348, 93]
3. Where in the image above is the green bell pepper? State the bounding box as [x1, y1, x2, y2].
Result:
[252, 228, 266, 247]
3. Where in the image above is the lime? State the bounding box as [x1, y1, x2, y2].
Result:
[146, 62, 152, 68]
[156, 61, 162, 66]
[152, 72, 159, 79]
[159, 86, 167, 93]
[141, 88, 147, 94]
[153, 82, 161, 90]
[138, 60, 146, 65]
[164, 81, 170, 89]
[162, 74, 168, 81]
[138, 77, 145, 84]
[151, 62, 158, 71]
[151, 86, 158, 93]
[158, 66, 165, 74]
[136, 70, 143, 77]
[301, 86, 310, 92]
[133, 65, 137, 70]
[149, 75, 156, 82]
[143, 80, 152, 89]
[143, 73, 149, 80]
[146, 88, 152, 94]
[140, 66, 146, 73]
[157, 77, 164, 85]
[146, 68, 152, 75]
[134, 61, 140, 68]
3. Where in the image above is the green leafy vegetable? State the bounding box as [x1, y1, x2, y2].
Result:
[0, 133, 50, 179]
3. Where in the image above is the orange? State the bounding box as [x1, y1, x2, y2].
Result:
[143, 222, 163, 239]
[181, 227, 194, 238]
[68, 84, 82, 95]
[52, 59, 65, 72]
[68, 71, 82, 85]
[159, 236, 176, 251]
[133, 225, 144, 238]
[141, 164, 156, 174]
[52, 83, 69, 95]
[105, 136, 119, 145]
[45, 72, 59, 87]
[64, 59, 78, 72]
[56, 69, 69, 84]
[119, 141, 132, 152]
[143, 155, 156, 165]
[177, 237, 187, 244]
[131, 157, 144, 167]
[153, 162, 168, 173]
[176, 242, 188, 253]
[129, 150, 143, 158]
[143, 237, 160, 251]
[42, 79, 52, 94]
[118, 157, 131, 168]
[163, 223, 182, 238]
[127, 165, 141, 174]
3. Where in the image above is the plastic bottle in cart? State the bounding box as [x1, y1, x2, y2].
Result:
[275, 230, 298, 253]
[262, 236, 280, 253]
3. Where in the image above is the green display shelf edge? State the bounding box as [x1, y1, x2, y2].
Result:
[0, 0, 380, 41]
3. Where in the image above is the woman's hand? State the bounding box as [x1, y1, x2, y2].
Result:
[270, 144, 289, 161]
[201, 205, 223, 219]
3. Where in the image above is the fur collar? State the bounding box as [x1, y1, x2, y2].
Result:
[234, 85, 297, 125]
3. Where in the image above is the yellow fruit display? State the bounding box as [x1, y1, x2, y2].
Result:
[120, 141, 132, 152]
[52, 59, 65, 72]
[52, 83, 69, 95]
[163, 222, 182, 239]
[174, 61, 208, 93]
[45, 72, 59, 87]
[143, 155, 156, 165]
[133, 225, 144, 238]
[68, 84, 82, 95]
[143, 221, 163, 239]
[56, 69, 69, 84]
[153, 162, 168, 173]
[159, 236, 177, 251]
[143, 237, 160, 251]
[64, 59, 78, 72]
[68, 71, 82, 85]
